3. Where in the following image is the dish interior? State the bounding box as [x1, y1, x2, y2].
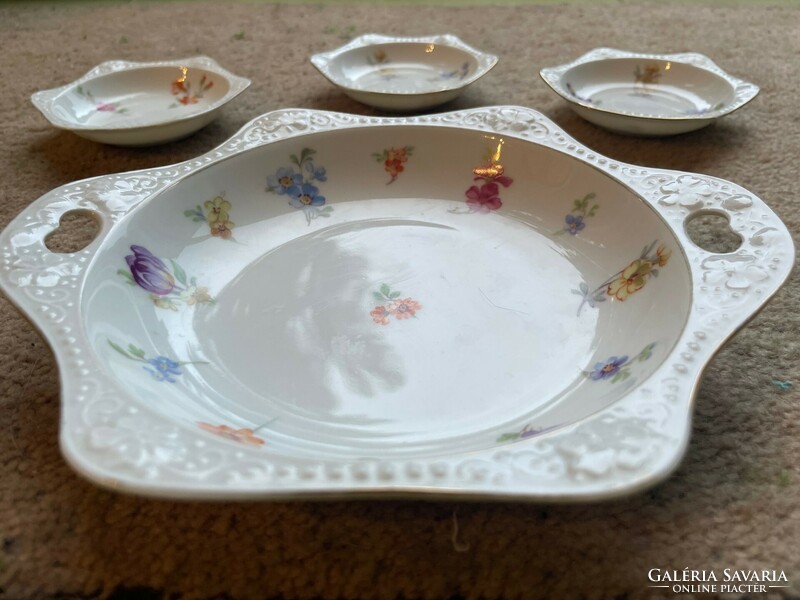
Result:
[82, 126, 691, 458]
[51, 66, 231, 128]
[563, 58, 734, 117]
[326, 43, 478, 93]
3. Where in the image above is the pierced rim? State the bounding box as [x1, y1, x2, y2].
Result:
[540, 47, 759, 122]
[0, 107, 792, 501]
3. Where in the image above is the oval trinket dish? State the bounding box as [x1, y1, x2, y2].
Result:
[310, 34, 498, 111]
[0, 107, 792, 501]
[31, 56, 251, 146]
[540, 48, 759, 136]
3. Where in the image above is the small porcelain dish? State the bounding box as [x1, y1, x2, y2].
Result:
[540, 48, 759, 136]
[31, 56, 251, 146]
[310, 34, 498, 111]
[0, 107, 792, 501]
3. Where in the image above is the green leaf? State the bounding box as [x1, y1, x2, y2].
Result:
[373, 292, 385, 302]
[232, 31, 245, 41]
[612, 369, 631, 383]
[389, 291, 401, 299]
[496, 433, 519, 443]
[127, 344, 146, 359]
[108, 340, 130, 358]
[170, 260, 188, 286]
[380, 283, 391, 297]
[117, 270, 136, 286]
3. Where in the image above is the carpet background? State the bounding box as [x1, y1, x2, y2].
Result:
[1, 2, 799, 599]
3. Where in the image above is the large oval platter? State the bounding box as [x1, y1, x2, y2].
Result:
[0, 107, 793, 501]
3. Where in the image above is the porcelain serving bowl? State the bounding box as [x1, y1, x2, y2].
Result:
[0, 107, 792, 501]
[31, 56, 251, 146]
[540, 48, 759, 136]
[310, 34, 498, 111]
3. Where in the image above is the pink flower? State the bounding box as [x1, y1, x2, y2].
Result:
[96, 102, 116, 112]
[465, 182, 502, 212]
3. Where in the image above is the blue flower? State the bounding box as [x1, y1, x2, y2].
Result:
[143, 356, 182, 382]
[288, 182, 326, 209]
[564, 214, 586, 235]
[305, 162, 327, 182]
[589, 355, 629, 381]
[267, 167, 303, 195]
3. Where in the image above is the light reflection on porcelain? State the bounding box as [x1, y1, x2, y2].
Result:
[540, 48, 759, 136]
[0, 107, 793, 502]
[31, 56, 250, 146]
[310, 34, 497, 111]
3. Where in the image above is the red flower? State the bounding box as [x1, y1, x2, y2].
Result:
[465, 182, 502, 212]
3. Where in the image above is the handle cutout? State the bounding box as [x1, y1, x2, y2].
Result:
[685, 210, 742, 254]
[44, 210, 101, 254]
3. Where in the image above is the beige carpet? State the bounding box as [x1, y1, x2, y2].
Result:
[1, 2, 799, 599]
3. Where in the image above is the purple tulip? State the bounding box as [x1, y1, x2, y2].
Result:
[125, 245, 175, 296]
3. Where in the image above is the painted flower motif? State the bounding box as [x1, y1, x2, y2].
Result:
[210, 220, 234, 240]
[374, 146, 414, 184]
[656, 244, 672, 267]
[108, 339, 205, 383]
[565, 214, 586, 235]
[371, 284, 421, 325]
[144, 356, 182, 383]
[186, 194, 236, 240]
[452, 148, 514, 214]
[171, 79, 188, 96]
[266, 148, 332, 224]
[119, 245, 214, 309]
[198, 422, 266, 446]
[267, 167, 303, 195]
[289, 182, 326, 208]
[465, 182, 502, 213]
[204, 196, 231, 224]
[304, 162, 327, 182]
[125, 245, 175, 296]
[584, 343, 656, 384]
[589, 355, 629, 381]
[170, 73, 214, 107]
[557, 192, 598, 236]
[75, 85, 128, 114]
[575, 241, 670, 314]
[389, 298, 422, 319]
[634, 64, 661, 85]
[180, 285, 213, 305]
[607, 259, 653, 301]
[370, 305, 392, 325]
[151, 296, 179, 311]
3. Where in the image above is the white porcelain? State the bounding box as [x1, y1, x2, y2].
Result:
[31, 56, 251, 146]
[540, 48, 759, 136]
[0, 107, 793, 501]
[310, 34, 498, 111]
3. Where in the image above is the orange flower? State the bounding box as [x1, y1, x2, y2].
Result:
[171, 79, 187, 95]
[370, 305, 392, 325]
[390, 298, 422, 319]
[607, 259, 652, 301]
[198, 422, 265, 446]
[656, 245, 672, 267]
[210, 220, 234, 240]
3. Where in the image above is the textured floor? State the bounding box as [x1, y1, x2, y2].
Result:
[1, 2, 799, 599]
